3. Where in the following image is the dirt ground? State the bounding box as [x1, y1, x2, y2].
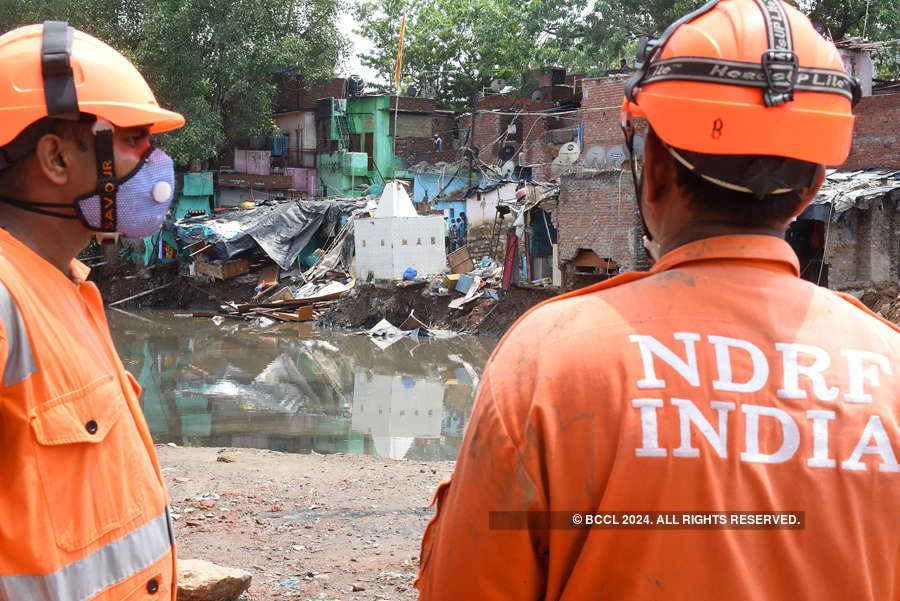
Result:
[90, 258, 560, 338]
[90, 261, 260, 311]
[318, 283, 558, 336]
[159, 446, 453, 601]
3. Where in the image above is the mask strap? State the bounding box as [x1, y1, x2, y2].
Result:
[0, 195, 79, 219]
[94, 128, 117, 232]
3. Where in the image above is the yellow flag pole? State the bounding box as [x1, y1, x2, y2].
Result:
[391, 14, 406, 181]
[394, 14, 406, 91]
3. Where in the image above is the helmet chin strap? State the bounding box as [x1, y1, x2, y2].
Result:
[621, 117, 655, 245]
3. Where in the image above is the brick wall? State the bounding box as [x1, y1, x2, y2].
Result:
[842, 93, 900, 170]
[455, 78, 899, 289]
[273, 76, 346, 112]
[556, 170, 650, 272]
[464, 221, 510, 263]
[457, 77, 636, 181]
[391, 105, 459, 166]
[389, 97, 438, 113]
[520, 113, 552, 179]
[458, 97, 556, 170]
[825, 197, 900, 289]
[433, 111, 456, 141]
[580, 76, 630, 148]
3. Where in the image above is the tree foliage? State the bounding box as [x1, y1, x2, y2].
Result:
[355, 0, 588, 109]
[0, 0, 347, 167]
[356, 0, 899, 109]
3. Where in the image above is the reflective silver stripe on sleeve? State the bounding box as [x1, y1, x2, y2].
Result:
[0, 281, 36, 386]
[0, 510, 172, 601]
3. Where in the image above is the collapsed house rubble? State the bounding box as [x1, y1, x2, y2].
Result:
[172, 196, 366, 323]
[153, 169, 564, 333]
[788, 169, 900, 288]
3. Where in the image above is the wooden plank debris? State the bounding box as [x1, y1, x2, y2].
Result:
[107, 281, 175, 307]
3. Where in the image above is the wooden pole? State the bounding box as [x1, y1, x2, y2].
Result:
[109, 307, 170, 329]
[467, 78, 479, 190]
[107, 281, 175, 307]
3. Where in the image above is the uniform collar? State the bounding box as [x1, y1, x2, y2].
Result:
[0, 227, 92, 284]
[651, 234, 800, 277]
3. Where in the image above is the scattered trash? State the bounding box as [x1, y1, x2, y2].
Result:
[365, 314, 433, 350]
[279, 577, 300, 588]
[217, 455, 236, 463]
[367, 318, 407, 339]
[442, 273, 461, 289]
[455, 274, 475, 295]
[448, 247, 474, 274]
[402, 267, 417, 280]
[449, 276, 483, 310]
[399, 311, 427, 332]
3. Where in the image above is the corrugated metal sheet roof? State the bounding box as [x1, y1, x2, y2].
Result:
[809, 168, 900, 214]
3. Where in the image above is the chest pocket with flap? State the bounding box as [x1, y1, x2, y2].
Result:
[30, 374, 146, 552]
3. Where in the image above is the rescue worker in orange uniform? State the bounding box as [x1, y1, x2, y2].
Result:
[416, 0, 899, 599]
[0, 22, 184, 601]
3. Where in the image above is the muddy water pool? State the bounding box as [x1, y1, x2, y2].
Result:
[108, 310, 497, 461]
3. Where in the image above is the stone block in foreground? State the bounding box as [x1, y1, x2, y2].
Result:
[177, 558, 252, 601]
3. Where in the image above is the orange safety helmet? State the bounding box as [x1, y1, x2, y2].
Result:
[621, 0, 859, 167]
[0, 22, 184, 151]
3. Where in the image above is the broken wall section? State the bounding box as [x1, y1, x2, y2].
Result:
[556, 170, 650, 281]
[825, 195, 900, 289]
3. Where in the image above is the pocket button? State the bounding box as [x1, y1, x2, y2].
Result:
[146, 579, 159, 594]
[85, 419, 98, 435]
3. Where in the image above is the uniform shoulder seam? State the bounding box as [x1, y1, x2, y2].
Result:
[829, 289, 900, 335]
[489, 270, 651, 360]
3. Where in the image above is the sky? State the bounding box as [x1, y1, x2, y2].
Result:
[337, 12, 383, 85]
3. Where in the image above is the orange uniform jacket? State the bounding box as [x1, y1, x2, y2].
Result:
[416, 235, 900, 601]
[0, 229, 176, 601]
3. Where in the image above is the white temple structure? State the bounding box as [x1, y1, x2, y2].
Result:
[354, 181, 446, 281]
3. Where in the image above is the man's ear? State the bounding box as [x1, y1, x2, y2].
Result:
[33, 134, 71, 186]
[641, 129, 672, 210]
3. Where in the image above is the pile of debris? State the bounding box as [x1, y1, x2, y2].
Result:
[184, 276, 355, 325]
[172, 196, 372, 324]
[364, 312, 450, 350]
[394, 246, 505, 311]
[853, 282, 900, 325]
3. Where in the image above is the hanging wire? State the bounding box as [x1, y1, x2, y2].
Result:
[817, 198, 835, 286]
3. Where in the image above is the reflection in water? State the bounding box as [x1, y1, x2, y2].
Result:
[109, 310, 497, 460]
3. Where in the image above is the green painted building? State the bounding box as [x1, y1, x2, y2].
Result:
[138, 171, 214, 266]
[316, 95, 409, 198]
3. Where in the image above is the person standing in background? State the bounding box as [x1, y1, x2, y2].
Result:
[459, 212, 468, 246]
[449, 217, 459, 251]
